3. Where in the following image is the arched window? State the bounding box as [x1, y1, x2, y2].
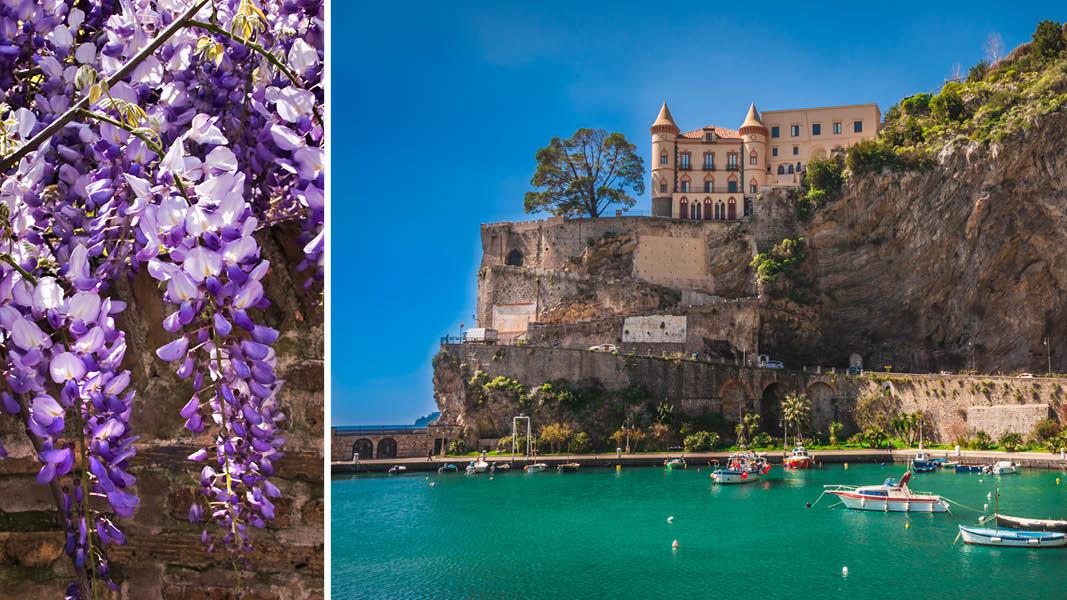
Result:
[703, 198, 712, 220]
[660, 151, 668, 165]
[728, 197, 737, 220]
[749, 179, 758, 194]
[727, 177, 738, 193]
[505, 249, 524, 267]
[353, 438, 373, 460]
[787, 164, 794, 174]
[749, 151, 758, 165]
[777, 165, 785, 175]
[692, 202, 701, 220]
[377, 438, 397, 459]
[715, 200, 725, 220]
[679, 198, 688, 219]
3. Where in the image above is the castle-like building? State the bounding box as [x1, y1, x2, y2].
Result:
[650, 102, 880, 219]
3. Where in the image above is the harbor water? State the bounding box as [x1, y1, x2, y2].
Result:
[333, 462, 1067, 599]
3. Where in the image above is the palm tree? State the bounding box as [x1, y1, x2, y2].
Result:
[781, 393, 812, 449]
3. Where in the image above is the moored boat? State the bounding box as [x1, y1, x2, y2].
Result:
[465, 459, 489, 475]
[711, 452, 771, 484]
[524, 463, 548, 473]
[912, 451, 939, 473]
[955, 464, 990, 473]
[783, 446, 814, 469]
[958, 525, 1067, 548]
[992, 460, 1018, 475]
[825, 471, 949, 512]
[437, 463, 458, 473]
[388, 465, 407, 475]
[664, 457, 687, 470]
[995, 514, 1067, 533]
[557, 462, 580, 472]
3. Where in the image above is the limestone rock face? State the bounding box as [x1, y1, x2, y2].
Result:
[769, 111, 1067, 373]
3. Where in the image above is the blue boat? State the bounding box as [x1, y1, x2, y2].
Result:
[912, 451, 939, 472]
[437, 463, 458, 473]
[959, 525, 1067, 548]
[954, 464, 989, 473]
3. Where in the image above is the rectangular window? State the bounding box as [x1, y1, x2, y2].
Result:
[792, 146, 799, 156]
[853, 120, 863, 133]
[728, 181, 738, 193]
[660, 153, 668, 165]
[833, 122, 842, 134]
[771, 126, 780, 138]
[771, 147, 778, 157]
[704, 181, 712, 192]
[749, 154, 757, 166]
[749, 183, 757, 193]
[703, 153, 713, 169]
[659, 182, 667, 193]
[790, 125, 800, 137]
[727, 153, 738, 169]
[812, 123, 821, 136]
[680, 181, 689, 192]
[680, 153, 690, 169]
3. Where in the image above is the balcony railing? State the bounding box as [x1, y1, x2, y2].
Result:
[679, 164, 692, 171]
[702, 164, 715, 171]
[725, 164, 739, 171]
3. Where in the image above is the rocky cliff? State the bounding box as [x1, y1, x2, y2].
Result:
[765, 109, 1067, 373]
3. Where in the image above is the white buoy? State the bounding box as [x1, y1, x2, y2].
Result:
[429, 482, 436, 487]
[987, 492, 992, 500]
[672, 540, 679, 549]
[667, 516, 674, 524]
[842, 566, 849, 577]
[983, 503, 988, 511]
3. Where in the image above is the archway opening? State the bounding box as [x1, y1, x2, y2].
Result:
[353, 438, 373, 460]
[377, 438, 397, 459]
[760, 383, 784, 436]
[505, 249, 524, 267]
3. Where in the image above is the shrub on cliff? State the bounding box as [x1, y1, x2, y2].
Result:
[683, 431, 719, 452]
[1032, 20, 1066, 59]
[567, 432, 592, 453]
[1032, 418, 1062, 445]
[539, 422, 574, 454]
[750, 237, 808, 284]
[845, 139, 899, 175]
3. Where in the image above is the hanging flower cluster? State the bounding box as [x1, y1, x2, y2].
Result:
[0, 0, 323, 596]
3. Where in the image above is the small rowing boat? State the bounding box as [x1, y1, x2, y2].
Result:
[995, 514, 1067, 533]
[992, 460, 1018, 475]
[954, 464, 989, 474]
[437, 463, 458, 474]
[557, 462, 580, 473]
[387, 465, 407, 475]
[825, 471, 949, 512]
[524, 463, 548, 473]
[465, 459, 489, 475]
[958, 525, 1067, 548]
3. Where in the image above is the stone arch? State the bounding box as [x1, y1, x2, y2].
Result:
[505, 249, 524, 267]
[720, 380, 750, 422]
[727, 197, 737, 220]
[759, 382, 784, 435]
[377, 438, 397, 459]
[679, 197, 689, 219]
[353, 438, 373, 460]
[805, 381, 836, 433]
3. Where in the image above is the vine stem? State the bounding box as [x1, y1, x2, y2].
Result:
[0, 0, 212, 172]
[186, 19, 324, 128]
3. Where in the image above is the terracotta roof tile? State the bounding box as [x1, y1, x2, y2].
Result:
[680, 125, 741, 140]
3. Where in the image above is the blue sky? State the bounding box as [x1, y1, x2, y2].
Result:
[333, 1, 1065, 425]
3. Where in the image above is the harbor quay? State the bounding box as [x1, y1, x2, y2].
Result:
[332, 448, 1067, 474]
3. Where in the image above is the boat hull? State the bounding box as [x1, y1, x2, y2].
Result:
[711, 470, 761, 484]
[996, 515, 1067, 534]
[960, 526, 1067, 548]
[829, 491, 948, 512]
[783, 458, 813, 469]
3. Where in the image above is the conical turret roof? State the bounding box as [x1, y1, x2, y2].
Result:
[740, 102, 765, 131]
[650, 102, 680, 134]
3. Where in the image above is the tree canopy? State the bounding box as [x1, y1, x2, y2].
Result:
[524, 128, 644, 218]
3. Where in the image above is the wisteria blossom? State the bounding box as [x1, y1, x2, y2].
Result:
[0, 0, 323, 596]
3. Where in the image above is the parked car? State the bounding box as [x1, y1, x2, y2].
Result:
[939, 370, 953, 375]
[463, 328, 499, 344]
[1018, 373, 1035, 378]
[588, 343, 618, 353]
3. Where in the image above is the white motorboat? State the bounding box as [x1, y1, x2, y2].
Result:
[992, 460, 1018, 475]
[387, 465, 407, 475]
[825, 471, 949, 512]
[711, 452, 771, 484]
[524, 463, 548, 473]
[465, 459, 489, 474]
[959, 525, 1067, 548]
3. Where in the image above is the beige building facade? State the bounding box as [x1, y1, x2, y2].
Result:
[650, 102, 880, 219]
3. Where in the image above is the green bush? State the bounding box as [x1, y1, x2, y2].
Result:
[683, 431, 719, 452]
[447, 439, 468, 454]
[859, 425, 888, 448]
[1031, 418, 1061, 444]
[567, 431, 591, 453]
[999, 432, 1024, 452]
[1032, 20, 1066, 59]
[970, 430, 994, 450]
[804, 155, 845, 196]
[828, 421, 844, 446]
[750, 237, 807, 283]
[750, 432, 774, 448]
[930, 82, 966, 122]
[900, 92, 932, 115]
[845, 139, 897, 175]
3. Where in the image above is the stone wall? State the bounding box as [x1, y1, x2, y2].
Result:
[0, 224, 323, 599]
[966, 404, 1052, 439]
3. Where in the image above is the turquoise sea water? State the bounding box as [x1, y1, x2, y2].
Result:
[333, 463, 1067, 599]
